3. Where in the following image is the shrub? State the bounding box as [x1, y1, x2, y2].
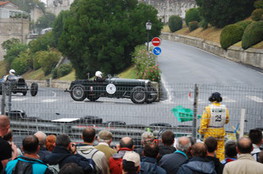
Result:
[142, 65, 161, 82]
[54, 63, 72, 78]
[242, 21, 263, 49]
[220, 24, 244, 50]
[235, 20, 252, 30]
[185, 8, 201, 26]
[251, 9, 263, 21]
[188, 21, 199, 31]
[11, 57, 29, 75]
[132, 45, 161, 82]
[199, 18, 208, 29]
[37, 49, 61, 75]
[254, 0, 263, 8]
[168, 15, 183, 32]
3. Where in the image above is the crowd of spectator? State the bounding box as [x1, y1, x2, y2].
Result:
[1, 115, 263, 174]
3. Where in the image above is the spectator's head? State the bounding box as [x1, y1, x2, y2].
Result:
[59, 163, 84, 174]
[0, 115, 10, 136]
[82, 127, 96, 143]
[161, 130, 175, 146]
[258, 151, 263, 164]
[119, 137, 134, 150]
[46, 135, 56, 152]
[204, 137, 218, 153]
[190, 142, 207, 158]
[97, 130, 112, 145]
[143, 143, 159, 159]
[34, 131, 47, 147]
[249, 129, 263, 146]
[141, 132, 155, 145]
[122, 151, 140, 174]
[237, 137, 253, 154]
[209, 92, 222, 103]
[56, 134, 71, 148]
[22, 135, 39, 154]
[176, 136, 191, 153]
[225, 140, 237, 158]
[3, 129, 13, 142]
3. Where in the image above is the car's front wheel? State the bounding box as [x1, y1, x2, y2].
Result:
[70, 85, 86, 101]
[30, 83, 38, 96]
[131, 86, 146, 104]
[146, 87, 158, 103]
[87, 95, 100, 102]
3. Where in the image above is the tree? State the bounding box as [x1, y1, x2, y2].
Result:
[196, 0, 256, 28]
[54, 0, 162, 79]
[1, 38, 20, 50]
[28, 32, 55, 53]
[4, 43, 28, 70]
[35, 12, 56, 33]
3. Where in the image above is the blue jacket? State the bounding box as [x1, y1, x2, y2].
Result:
[177, 157, 216, 174]
[140, 157, 166, 174]
[5, 156, 52, 174]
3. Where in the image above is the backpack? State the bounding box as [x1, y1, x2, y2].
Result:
[12, 160, 32, 174]
[12, 156, 49, 174]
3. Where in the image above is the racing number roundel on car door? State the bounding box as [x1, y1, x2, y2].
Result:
[106, 83, 116, 94]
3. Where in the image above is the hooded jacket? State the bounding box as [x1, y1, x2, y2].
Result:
[140, 156, 167, 174]
[177, 157, 216, 174]
[43, 146, 95, 173]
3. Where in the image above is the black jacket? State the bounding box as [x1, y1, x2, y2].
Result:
[43, 146, 95, 173]
[206, 156, 224, 174]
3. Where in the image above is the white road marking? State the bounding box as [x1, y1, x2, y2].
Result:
[42, 99, 57, 103]
[246, 96, 263, 103]
[12, 98, 27, 101]
[160, 74, 173, 104]
[222, 96, 236, 103]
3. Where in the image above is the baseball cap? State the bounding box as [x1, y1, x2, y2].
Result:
[122, 151, 140, 167]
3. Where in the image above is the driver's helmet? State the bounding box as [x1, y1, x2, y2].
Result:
[95, 71, 102, 78]
[9, 69, 15, 75]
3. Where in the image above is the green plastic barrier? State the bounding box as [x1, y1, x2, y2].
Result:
[171, 105, 201, 122]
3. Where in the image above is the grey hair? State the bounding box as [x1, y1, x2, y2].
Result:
[176, 137, 191, 152]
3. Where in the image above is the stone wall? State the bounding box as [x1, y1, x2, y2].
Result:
[46, 0, 196, 21]
[144, 0, 196, 22]
[0, 18, 29, 60]
[161, 32, 263, 69]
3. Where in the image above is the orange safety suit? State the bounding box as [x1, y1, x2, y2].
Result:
[199, 102, 229, 161]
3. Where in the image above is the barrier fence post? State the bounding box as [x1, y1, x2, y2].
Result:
[192, 84, 199, 140]
[1, 84, 6, 114]
[239, 108, 246, 138]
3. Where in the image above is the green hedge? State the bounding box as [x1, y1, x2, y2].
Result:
[251, 8, 263, 21]
[188, 21, 199, 31]
[220, 24, 244, 50]
[235, 20, 252, 30]
[199, 18, 208, 29]
[168, 15, 183, 32]
[185, 8, 201, 26]
[242, 21, 263, 49]
[254, 0, 263, 8]
[52, 63, 72, 79]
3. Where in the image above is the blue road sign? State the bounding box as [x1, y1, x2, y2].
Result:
[153, 47, 162, 55]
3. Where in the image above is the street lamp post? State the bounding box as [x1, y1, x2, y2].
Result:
[146, 21, 152, 52]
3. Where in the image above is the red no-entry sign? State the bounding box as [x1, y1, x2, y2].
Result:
[152, 37, 161, 47]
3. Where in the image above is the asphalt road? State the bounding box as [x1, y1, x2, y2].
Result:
[8, 40, 263, 132]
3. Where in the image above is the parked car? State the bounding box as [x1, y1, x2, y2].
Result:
[65, 77, 158, 104]
[0, 75, 38, 96]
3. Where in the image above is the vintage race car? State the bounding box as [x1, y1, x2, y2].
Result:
[0, 75, 38, 96]
[66, 77, 158, 104]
